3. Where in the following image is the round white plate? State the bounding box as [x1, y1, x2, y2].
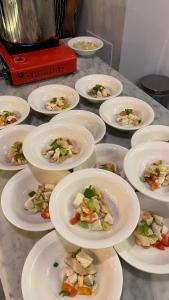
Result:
[50, 110, 106, 143]
[99, 97, 154, 131]
[28, 84, 79, 115]
[23, 122, 95, 171]
[22, 230, 123, 300]
[0, 96, 30, 129]
[115, 192, 169, 274]
[49, 168, 140, 249]
[1, 168, 53, 231]
[124, 141, 169, 202]
[0, 124, 35, 171]
[68, 36, 103, 56]
[131, 125, 169, 147]
[75, 74, 123, 103]
[95, 143, 128, 178]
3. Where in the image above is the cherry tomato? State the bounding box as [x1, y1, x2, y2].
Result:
[161, 234, 169, 246]
[70, 213, 80, 225]
[153, 241, 165, 250]
[10, 117, 17, 123]
[41, 208, 50, 219]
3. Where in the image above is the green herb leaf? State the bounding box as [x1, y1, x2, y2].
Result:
[78, 220, 89, 229]
[28, 191, 36, 197]
[125, 108, 133, 115]
[84, 186, 95, 198]
[53, 261, 59, 267]
[59, 290, 70, 297]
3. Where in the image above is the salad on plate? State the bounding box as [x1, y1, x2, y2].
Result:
[73, 41, 98, 50]
[45, 97, 69, 111]
[88, 84, 111, 98]
[6, 141, 27, 166]
[0, 110, 17, 126]
[116, 109, 141, 127]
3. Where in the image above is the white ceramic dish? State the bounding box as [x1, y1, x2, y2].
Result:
[75, 74, 123, 103]
[1, 168, 53, 231]
[49, 168, 140, 249]
[0, 124, 35, 171]
[28, 84, 79, 115]
[95, 143, 128, 178]
[22, 230, 123, 300]
[68, 36, 103, 56]
[131, 125, 169, 147]
[50, 110, 106, 143]
[0, 96, 30, 129]
[115, 192, 169, 274]
[99, 97, 154, 131]
[23, 122, 94, 171]
[124, 141, 169, 202]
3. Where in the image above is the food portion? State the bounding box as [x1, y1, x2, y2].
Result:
[73, 41, 98, 50]
[116, 109, 141, 127]
[141, 160, 169, 190]
[134, 211, 169, 250]
[99, 162, 119, 174]
[45, 97, 69, 111]
[58, 248, 97, 297]
[0, 110, 17, 126]
[42, 137, 80, 164]
[24, 184, 54, 219]
[88, 84, 111, 98]
[70, 185, 114, 231]
[6, 141, 27, 165]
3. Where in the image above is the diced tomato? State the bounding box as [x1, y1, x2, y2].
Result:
[146, 178, 158, 190]
[61, 282, 77, 297]
[0, 120, 4, 126]
[10, 117, 17, 123]
[70, 213, 80, 225]
[153, 241, 165, 250]
[77, 287, 92, 296]
[161, 234, 169, 247]
[41, 208, 50, 219]
[151, 175, 158, 181]
[119, 111, 126, 116]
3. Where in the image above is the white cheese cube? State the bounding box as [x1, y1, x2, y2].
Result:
[73, 193, 84, 208]
[76, 250, 93, 269]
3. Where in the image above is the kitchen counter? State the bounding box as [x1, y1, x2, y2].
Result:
[0, 55, 169, 300]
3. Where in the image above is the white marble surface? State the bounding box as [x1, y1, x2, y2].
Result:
[0, 55, 169, 300]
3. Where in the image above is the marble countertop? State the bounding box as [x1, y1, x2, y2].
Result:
[0, 55, 169, 300]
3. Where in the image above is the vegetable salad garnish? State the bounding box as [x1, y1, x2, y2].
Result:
[99, 162, 118, 174]
[58, 248, 97, 297]
[134, 211, 169, 250]
[0, 110, 17, 126]
[73, 41, 98, 50]
[24, 184, 54, 219]
[141, 160, 169, 190]
[88, 84, 111, 98]
[6, 141, 27, 165]
[42, 137, 80, 164]
[70, 185, 114, 231]
[116, 109, 141, 126]
[45, 97, 69, 111]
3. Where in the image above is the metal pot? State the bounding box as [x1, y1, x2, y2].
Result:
[0, 0, 56, 44]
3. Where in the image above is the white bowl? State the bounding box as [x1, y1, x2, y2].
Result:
[75, 74, 123, 103]
[115, 192, 169, 274]
[49, 168, 140, 249]
[124, 141, 169, 202]
[28, 84, 79, 115]
[23, 122, 95, 171]
[99, 97, 154, 131]
[131, 125, 169, 147]
[95, 143, 128, 178]
[0, 96, 30, 129]
[0, 124, 35, 171]
[68, 36, 103, 56]
[1, 168, 53, 231]
[22, 230, 123, 300]
[50, 110, 106, 143]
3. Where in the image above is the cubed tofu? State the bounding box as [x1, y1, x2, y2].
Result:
[162, 225, 168, 235]
[90, 219, 103, 231]
[152, 222, 162, 240]
[66, 273, 78, 285]
[104, 213, 114, 225]
[154, 215, 164, 226]
[76, 250, 93, 269]
[73, 193, 84, 208]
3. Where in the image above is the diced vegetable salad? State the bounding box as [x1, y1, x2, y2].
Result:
[0, 110, 17, 126]
[134, 211, 169, 250]
[116, 109, 141, 126]
[58, 248, 97, 297]
[42, 137, 80, 164]
[45, 97, 69, 111]
[141, 160, 169, 190]
[70, 185, 114, 231]
[99, 162, 118, 174]
[24, 184, 54, 219]
[88, 84, 111, 98]
[6, 141, 27, 165]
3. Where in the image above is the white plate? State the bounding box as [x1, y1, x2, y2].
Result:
[131, 125, 169, 147]
[75, 74, 123, 103]
[28, 84, 79, 115]
[50, 110, 106, 143]
[22, 230, 123, 300]
[124, 141, 169, 202]
[115, 192, 169, 274]
[0, 96, 30, 129]
[23, 122, 94, 171]
[95, 143, 128, 178]
[1, 168, 53, 231]
[49, 168, 140, 249]
[0, 124, 35, 171]
[99, 97, 154, 131]
[68, 36, 103, 56]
